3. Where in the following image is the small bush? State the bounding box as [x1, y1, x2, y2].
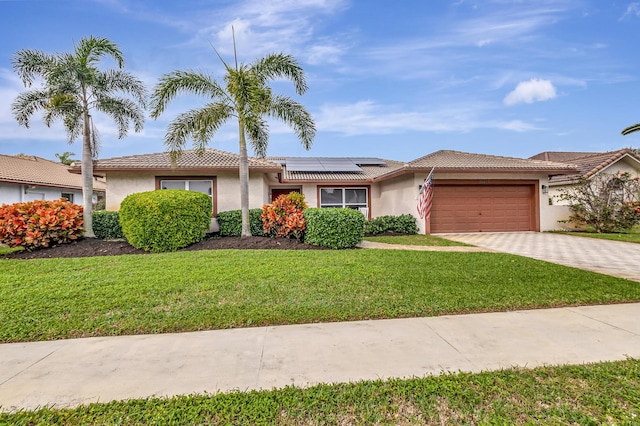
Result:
[364, 214, 418, 235]
[120, 190, 211, 252]
[0, 198, 83, 250]
[262, 192, 307, 240]
[304, 208, 365, 249]
[92, 211, 123, 240]
[217, 209, 265, 237]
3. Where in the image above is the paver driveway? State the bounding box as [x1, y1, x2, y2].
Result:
[439, 232, 640, 282]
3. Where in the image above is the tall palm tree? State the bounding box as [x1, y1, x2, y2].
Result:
[150, 44, 315, 237]
[12, 36, 147, 238]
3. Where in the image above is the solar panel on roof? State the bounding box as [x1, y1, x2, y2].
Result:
[348, 158, 386, 166]
[319, 159, 362, 172]
[285, 157, 365, 172]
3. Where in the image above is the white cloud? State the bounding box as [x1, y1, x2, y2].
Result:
[315, 100, 539, 135]
[621, 2, 640, 20]
[503, 78, 557, 106]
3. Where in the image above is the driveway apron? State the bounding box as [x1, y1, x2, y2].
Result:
[439, 232, 640, 282]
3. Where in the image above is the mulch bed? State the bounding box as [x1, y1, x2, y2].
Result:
[1, 236, 328, 260]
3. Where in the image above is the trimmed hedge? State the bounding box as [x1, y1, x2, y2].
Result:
[92, 211, 123, 240]
[303, 208, 365, 249]
[0, 198, 83, 250]
[217, 209, 265, 237]
[364, 214, 418, 235]
[120, 190, 211, 252]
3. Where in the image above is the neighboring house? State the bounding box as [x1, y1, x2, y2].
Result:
[0, 154, 106, 206]
[529, 148, 640, 204]
[75, 148, 577, 234]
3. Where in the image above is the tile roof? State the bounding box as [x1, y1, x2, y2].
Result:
[82, 149, 282, 173]
[547, 148, 640, 184]
[267, 156, 406, 182]
[0, 154, 105, 191]
[529, 151, 599, 162]
[406, 150, 577, 173]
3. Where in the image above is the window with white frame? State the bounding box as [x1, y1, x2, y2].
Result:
[61, 192, 74, 203]
[159, 178, 214, 211]
[319, 187, 368, 210]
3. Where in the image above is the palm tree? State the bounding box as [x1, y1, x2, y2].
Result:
[12, 36, 147, 238]
[55, 151, 77, 166]
[150, 43, 315, 237]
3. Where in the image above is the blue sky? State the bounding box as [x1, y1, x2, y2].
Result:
[2, 0, 640, 162]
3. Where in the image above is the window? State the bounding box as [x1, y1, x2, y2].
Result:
[61, 192, 74, 203]
[320, 187, 368, 210]
[158, 177, 215, 212]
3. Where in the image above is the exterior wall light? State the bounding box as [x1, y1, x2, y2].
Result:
[541, 185, 548, 194]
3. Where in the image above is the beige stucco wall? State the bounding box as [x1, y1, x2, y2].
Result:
[105, 171, 269, 213]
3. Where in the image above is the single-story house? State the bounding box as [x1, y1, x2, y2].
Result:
[529, 148, 640, 204]
[0, 154, 105, 206]
[74, 148, 579, 234]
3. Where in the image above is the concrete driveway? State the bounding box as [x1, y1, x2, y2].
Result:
[439, 232, 640, 282]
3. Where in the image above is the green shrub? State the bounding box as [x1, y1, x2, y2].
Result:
[304, 208, 365, 249]
[217, 209, 265, 237]
[364, 214, 418, 235]
[0, 198, 83, 250]
[120, 190, 211, 252]
[92, 211, 123, 240]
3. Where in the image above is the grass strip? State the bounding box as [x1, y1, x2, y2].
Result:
[363, 234, 470, 246]
[552, 230, 640, 244]
[1, 249, 639, 343]
[3, 358, 639, 424]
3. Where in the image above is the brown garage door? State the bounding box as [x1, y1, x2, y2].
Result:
[430, 184, 535, 233]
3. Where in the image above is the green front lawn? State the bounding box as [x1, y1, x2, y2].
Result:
[3, 358, 639, 424]
[552, 230, 640, 244]
[364, 234, 470, 246]
[1, 249, 638, 343]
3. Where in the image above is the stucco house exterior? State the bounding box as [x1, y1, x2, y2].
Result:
[0, 154, 105, 206]
[75, 148, 578, 234]
[529, 148, 640, 205]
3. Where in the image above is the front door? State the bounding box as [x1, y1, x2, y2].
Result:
[271, 188, 300, 202]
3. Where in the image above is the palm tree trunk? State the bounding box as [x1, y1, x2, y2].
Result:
[82, 111, 95, 238]
[238, 120, 251, 237]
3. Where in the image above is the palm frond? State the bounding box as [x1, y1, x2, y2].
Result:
[11, 89, 51, 127]
[622, 123, 640, 136]
[11, 49, 57, 86]
[251, 53, 308, 95]
[164, 103, 233, 158]
[74, 36, 124, 68]
[150, 71, 227, 118]
[243, 113, 269, 158]
[98, 69, 148, 108]
[96, 97, 146, 137]
[268, 95, 315, 149]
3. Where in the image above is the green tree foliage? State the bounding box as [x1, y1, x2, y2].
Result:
[149, 35, 315, 237]
[557, 173, 640, 232]
[11, 36, 147, 237]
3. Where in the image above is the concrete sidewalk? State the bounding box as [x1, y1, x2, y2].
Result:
[2, 303, 640, 412]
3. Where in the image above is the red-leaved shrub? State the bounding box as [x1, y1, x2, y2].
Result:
[261, 192, 307, 240]
[0, 198, 84, 250]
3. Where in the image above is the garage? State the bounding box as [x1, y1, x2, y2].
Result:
[429, 182, 537, 233]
